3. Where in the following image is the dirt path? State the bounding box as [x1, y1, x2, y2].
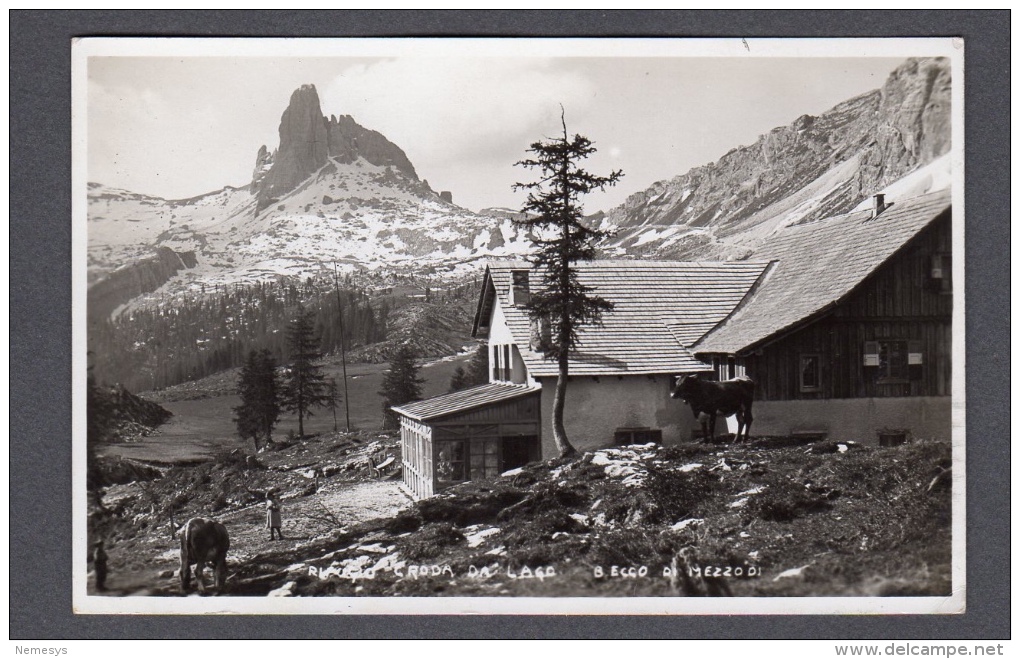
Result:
[218, 480, 413, 564]
[91, 479, 413, 596]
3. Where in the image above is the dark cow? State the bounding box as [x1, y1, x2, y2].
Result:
[672, 374, 755, 442]
[180, 517, 229, 594]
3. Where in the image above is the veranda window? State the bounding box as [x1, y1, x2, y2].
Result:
[800, 354, 821, 392]
[436, 440, 466, 486]
[469, 437, 500, 480]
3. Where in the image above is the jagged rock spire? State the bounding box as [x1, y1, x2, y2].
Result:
[253, 84, 419, 212]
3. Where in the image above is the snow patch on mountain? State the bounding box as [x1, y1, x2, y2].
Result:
[88, 157, 536, 308]
[851, 153, 952, 212]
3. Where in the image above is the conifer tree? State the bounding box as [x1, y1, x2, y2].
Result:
[233, 348, 281, 452]
[379, 342, 425, 429]
[448, 365, 468, 393]
[281, 306, 329, 437]
[86, 358, 115, 490]
[512, 111, 622, 457]
[465, 343, 490, 387]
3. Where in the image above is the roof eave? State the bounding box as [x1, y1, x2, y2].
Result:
[688, 259, 778, 353]
[719, 304, 838, 357]
[391, 384, 541, 423]
[470, 266, 495, 339]
[694, 203, 952, 356]
[529, 363, 714, 378]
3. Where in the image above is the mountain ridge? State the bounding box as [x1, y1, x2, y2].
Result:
[601, 57, 951, 260]
[253, 84, 420, 212]
[87, 58, 951, 320]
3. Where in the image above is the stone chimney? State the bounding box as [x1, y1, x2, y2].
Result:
[871, 193, 887, 218]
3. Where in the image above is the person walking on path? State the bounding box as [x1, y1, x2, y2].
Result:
[266, 489, 283, 540]
[91, 540, 109, 591]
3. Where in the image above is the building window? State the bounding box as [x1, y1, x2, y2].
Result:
[878, 429, 909, 447]
[490, 343, 516, 382]
[469, 437, 500, 480]
[865, 340, 913, 383]
[879, 340, 908, 382]
[614, 427, 663, 445]
[709, 355, 742, 381]
[436, 440, 466, 486]
[800, 354, 821, 392]
[708, 357, 723, 381]
[503, 344, 511, 381]
[510, 270, 531, 306]
[931, 253, 952, 293]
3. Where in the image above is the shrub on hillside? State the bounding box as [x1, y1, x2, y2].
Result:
[212, 448, 263, 470]
[644, 468, 719, 523]
[657, 443, 716, 461]
[88, 456, 163, 488]
[750, 474, 831, 522]
[500, 509, 586, 548]
[586, 528, 676, 567]
[415, 487, 527, 527]
[385, 511, 422, 534]
[496, 485, 588, 522]
[397, 523, 465, 561]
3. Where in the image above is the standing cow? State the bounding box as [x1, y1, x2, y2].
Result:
[180, 517, 229, 594]
[672, 374, 755, 442]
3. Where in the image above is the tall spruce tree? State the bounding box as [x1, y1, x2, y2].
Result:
[512, 112, 622, 457]
[282, 306, 329, 437]
[379, 342, 425, 429]
[233, 348, 281, 452]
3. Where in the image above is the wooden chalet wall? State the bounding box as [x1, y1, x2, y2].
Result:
[400, 391, 541, 499]
[741, 212, 952, 402]
[400, 418, 434, 500]
[429, 392, 540, 428]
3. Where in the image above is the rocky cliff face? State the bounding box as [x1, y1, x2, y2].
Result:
[604, 58, 952, 259]
[88, 60, 952, 316]
[253, 84, 419, 212]
[88, 247, 197, 321]
[88, 87, 536, 309]
[250, 145, 274, 194]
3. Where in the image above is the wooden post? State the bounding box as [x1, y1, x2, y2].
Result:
[333, 263, 352, 432]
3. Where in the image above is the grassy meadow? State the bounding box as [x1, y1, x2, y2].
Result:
[98, 353, 473, 464]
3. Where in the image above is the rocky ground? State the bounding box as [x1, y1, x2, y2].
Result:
[86, 433, 953, 599]
[86, 430, 411, 596]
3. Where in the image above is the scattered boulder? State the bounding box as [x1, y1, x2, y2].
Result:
[268, 581, 296, 597]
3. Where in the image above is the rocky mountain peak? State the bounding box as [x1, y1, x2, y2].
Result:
[603, 57, 952, 260]
[253, 84, 419, 212]
[877, 57, 951, 165]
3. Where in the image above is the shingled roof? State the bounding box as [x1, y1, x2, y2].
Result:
[391, 383, 539, 422]
[474, 260, 770, 377]
[694, 188, 953, 355]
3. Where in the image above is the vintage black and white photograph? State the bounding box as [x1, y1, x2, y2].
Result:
[73, 37, 964, 614]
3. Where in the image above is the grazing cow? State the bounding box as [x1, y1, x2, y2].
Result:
[180, 517, 229, 594]
[672, 374, 755, 442]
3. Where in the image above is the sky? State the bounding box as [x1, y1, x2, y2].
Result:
[87, 50, 908, 214]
